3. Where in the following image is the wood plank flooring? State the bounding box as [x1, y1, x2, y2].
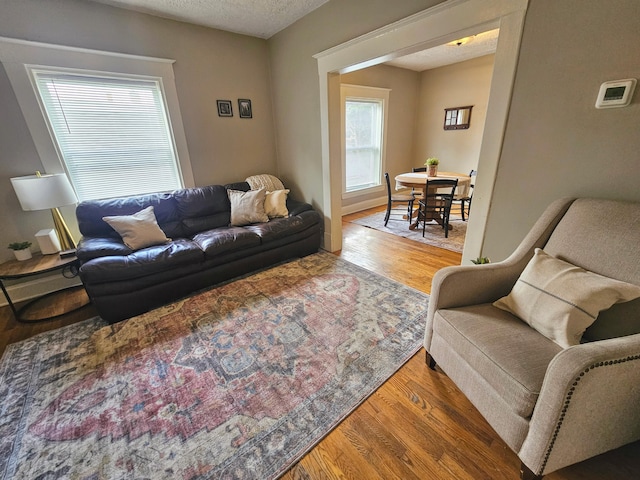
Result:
[1, 206, 638, 479]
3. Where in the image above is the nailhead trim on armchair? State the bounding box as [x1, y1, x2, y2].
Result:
[538, 354, 640, 475]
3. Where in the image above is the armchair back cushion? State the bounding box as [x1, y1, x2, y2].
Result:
[542, 198, 640, 341]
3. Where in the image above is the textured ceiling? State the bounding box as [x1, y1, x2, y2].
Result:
[88, 0, 330, 39]
[385, 29, 500, 72]
[85, 1, 497, 71]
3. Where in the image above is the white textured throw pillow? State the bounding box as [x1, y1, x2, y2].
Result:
[228, 188, 269, 226]
[102, 206, 170, 250]
[493, 248, 640, 348]
[264, 189, 290, 218]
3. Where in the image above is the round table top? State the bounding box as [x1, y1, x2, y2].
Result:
[395, 171, 468, 183]
[0, 253, 78, 279]
[395, 171, 471, 191]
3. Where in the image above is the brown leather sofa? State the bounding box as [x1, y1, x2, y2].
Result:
[75, 181, 323, 323]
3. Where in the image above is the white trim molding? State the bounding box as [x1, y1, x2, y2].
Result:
[0, 36, 195, 188]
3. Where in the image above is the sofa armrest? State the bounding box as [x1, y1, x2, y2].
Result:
[76, 236, 131, 262]
[287, 199, 313, 216]
[519, 333, 640, 476]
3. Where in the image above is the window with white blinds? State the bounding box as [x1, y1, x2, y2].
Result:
[31, 69, 183, 201]
[340, 84, 390, 197]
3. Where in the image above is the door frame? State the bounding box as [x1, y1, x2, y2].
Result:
[314, 0, 529, 261]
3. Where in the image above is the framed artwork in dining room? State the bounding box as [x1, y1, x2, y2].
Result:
[217, 100, 233, 117]
[238, 99, 252, 118]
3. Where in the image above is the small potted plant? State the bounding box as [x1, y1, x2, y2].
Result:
[425, 157, 439, 176]
[471, 256, 491, 265]
[8, 241, 33, 261]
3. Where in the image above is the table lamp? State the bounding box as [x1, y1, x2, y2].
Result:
[10, 172, 78, 253]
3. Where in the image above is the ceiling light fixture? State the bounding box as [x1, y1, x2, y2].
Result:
[447, 36, 474, 47]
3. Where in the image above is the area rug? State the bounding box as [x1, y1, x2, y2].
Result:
[352, 211, 467, 253]
[0, 252, 429, 480]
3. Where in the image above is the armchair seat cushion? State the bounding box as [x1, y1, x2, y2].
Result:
[433, 304, 562, 418]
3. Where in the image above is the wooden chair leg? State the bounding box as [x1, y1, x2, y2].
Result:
[520, 462, 543, 480]
[425, 351, 437, 370]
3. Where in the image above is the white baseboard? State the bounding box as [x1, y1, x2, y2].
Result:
[341, 196, 386, 216]
[0, 273, 82, 307]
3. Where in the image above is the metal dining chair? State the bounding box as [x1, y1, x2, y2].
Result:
[417, 178, 458, 237]
[383, 172, 415, 226]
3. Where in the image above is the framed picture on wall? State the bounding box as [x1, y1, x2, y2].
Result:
[217, 100, 233, 117]
[238, 99, 252, 118]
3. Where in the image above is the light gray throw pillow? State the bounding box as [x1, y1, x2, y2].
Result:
[228, 188, 269, 226]
[493, 248, 640, 348]
[102, 206, 170, 250]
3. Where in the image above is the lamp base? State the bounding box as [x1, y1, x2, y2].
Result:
[51, 207, 76, 251]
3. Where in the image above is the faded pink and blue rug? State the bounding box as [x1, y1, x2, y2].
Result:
[0, 252, 428, 479]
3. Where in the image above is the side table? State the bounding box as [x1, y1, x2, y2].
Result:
[0, 253, 90, 323]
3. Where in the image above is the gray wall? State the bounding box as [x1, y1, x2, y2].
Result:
[0, 0, 276, 261]
[268, 0, 445, 207]
[415, 54, 495, 175]
[2, 0, 639, 264]
[270, 0, 640, 260]
[482, 0, 640, 259]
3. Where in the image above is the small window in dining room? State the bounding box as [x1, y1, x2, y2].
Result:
[341, 85, 390, 195]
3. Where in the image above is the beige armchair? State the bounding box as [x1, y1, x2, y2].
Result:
[424, 197, 640, 479]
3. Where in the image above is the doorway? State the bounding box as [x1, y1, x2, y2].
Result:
[314, 0, 529, 263]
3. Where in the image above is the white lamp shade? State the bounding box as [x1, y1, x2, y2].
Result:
[10, 173, 78, 211]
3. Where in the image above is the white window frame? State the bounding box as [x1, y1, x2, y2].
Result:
[0, 36, 194, 190]
[340, 84, 390, 199]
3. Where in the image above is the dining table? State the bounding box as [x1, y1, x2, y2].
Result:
[395, 171, 471, 230]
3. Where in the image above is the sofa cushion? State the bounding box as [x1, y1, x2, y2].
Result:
[102, 206, 171, 250]
[174, 185, 231, 235]
[193, 227, 261, 257]
[493, 248, 640, 348]
[433, 303, 562, 418]
[76, 192, 183, 238]
[228, 188, 269, 226]
[78, 238, 204, 283]
[244, 215, 310, 242]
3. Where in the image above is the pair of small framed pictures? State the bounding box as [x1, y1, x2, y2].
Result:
[217, 99, 252, 118]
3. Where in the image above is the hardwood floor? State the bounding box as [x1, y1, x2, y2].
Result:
[1, 206, 638, 479]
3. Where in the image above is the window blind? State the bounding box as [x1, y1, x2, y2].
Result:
[344, 98, 383, 192]
[32, 70, 183, 201]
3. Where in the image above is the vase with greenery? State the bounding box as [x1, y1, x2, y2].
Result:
[8, 241, 33, 261]
[425, 157, 439, 176]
